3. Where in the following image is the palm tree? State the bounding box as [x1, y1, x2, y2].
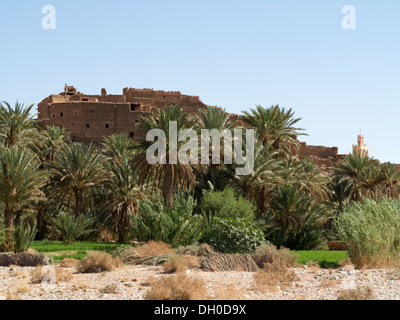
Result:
[103, 136, 143, 243]
[326, 175, 353, 215]
[360, 165, 385, 200]
[32, 126, 70, 163]
[194, 106, 239, 195]
[0, 101, 40, 148]
[334, 152, 379, 201]
[229, 138, 281, 217]
[279, 157, 328, 201]
[198, 106, 238, 131]
[102, 134, 136, 163]
[47, 143, 107, 217]
[380, 162, 400, 199]
[266, 184, 313, 248]
[28, 126, 71, 240]
[134, 105, 201, 207]
[106, 158, 143, 243]
[0, 147, 46, 252]
[241, 105, 306, 156]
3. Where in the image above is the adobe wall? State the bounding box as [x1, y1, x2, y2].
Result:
[299, 142, 339, 159]
[38, 86, 208, 143]
[297, 142, 345, 168]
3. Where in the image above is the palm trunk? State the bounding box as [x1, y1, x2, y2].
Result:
[163, 165, 175, 208]
[36, 201, 48, 240]
[1, 208, 14, 252]
[117, 206, 128, 243]
[74, 190, 83, 218]
[256, 186, 267, 218]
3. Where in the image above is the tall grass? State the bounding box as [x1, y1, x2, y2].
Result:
[336, 198, 400, 267]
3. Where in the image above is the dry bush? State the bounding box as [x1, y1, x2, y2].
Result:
[144, 273, 207, 300]
[60, 258, 80, 268]
[78, 252, 121, 273]
[176, 244, 216, 257]
[119, 242, 174, 266]
[209, 284, 245, 300]
[253, 258, 296, 293]
[31, 266, 72, 284]
[99, 284, 119, 294]
[252, 244, 298, 269]
[0, 253, 53, 267]
[253, 267, 295, 293]
[200, 254, 259, 272]
[163, 255, 200, 273]
[338, 258, 354, 268]
[15, 283, 31, 294]
[135, 241, 175, 257]
[337, 286, 375, 300]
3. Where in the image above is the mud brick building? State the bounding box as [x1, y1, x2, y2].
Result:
[38, 85, 209, 143]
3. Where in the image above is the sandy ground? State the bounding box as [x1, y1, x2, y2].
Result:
[1, 264, 400, 300]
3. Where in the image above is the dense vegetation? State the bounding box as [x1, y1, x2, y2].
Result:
[1, 101, 399, 266]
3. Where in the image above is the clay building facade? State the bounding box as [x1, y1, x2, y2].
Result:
[38, 85, 209, 143]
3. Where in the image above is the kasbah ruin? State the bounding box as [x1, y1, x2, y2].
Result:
[38, 84, 370, 168]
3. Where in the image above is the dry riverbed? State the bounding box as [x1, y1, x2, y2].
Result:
[1, 264, 400, 300]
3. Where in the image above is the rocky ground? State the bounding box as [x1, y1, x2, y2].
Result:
[1, 264, 400, 300]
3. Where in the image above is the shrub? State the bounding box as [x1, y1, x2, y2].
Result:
[117, 241, 174, 265]
[336, 198, 400, 267]
[31, 266, 72, 284]
[135, 241, 175, 257]
[13, 222, 37, 253]
[131, 193, 204, 247]
[0, 252, 52, 267]
[78, 252, 120, 273]
[200, 254, 259, 272]
[163, 255, 200, 273]
[144, 274, 207, 300]
[200, 217, 265, 254]
[252, 243, 297, 292]
[337, 287, 375, 300]
[200, 188, 256, 224]
[176, 244, 216, 257]
[252, 243, 298, 269]
[52, 214, 94, 244]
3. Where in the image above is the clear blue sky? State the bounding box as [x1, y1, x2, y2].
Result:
[1, 0, 399, 162]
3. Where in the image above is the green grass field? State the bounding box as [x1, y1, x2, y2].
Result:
[31, 241, 131, 253]
[296, 251, 349, 268]
[31, 241, 132, 262]
[31, 241, 349, 268]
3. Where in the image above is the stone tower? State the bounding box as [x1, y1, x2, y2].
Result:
[353, 134, 369, 157]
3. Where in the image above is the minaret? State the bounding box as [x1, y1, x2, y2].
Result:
[353, 133, 369, 157]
